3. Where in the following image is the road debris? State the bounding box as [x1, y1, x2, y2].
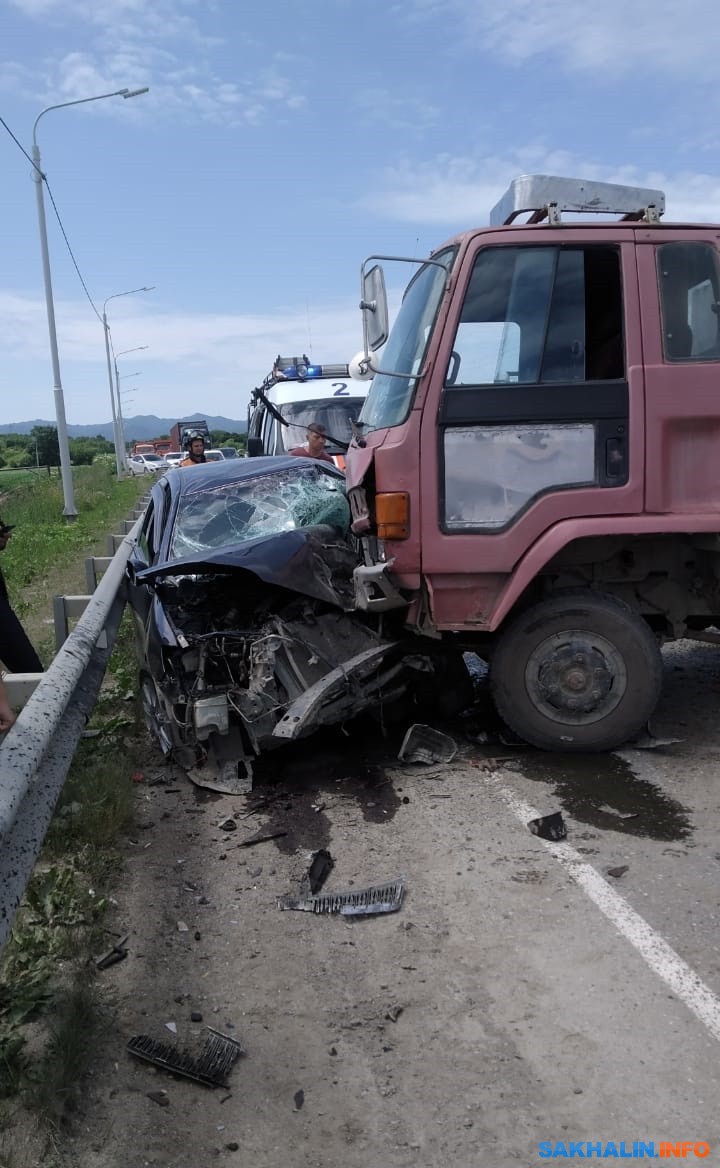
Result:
[385, 1005, 404, 1023]
[127, 1027, 244, 1087]
[528, 811, 567, 841]
[300, 849, 334, 896]
[219, 818, 237, 832]
[293, 1089, 305, 1111]
[94, 934, 129, 971]
[278, 879, 405, 916]
[606, 865, 629, 879]
[398, 724, 457, 765]
[147, 1090, 170, 1107]
[239, 828, 288, 848]
[627, 727, 683, 750]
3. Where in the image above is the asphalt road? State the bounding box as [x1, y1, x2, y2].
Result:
[63, 640, 720, 1168]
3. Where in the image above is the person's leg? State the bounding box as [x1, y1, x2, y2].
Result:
[0, 602, 43, 672]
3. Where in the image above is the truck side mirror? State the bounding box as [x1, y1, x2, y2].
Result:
[246, 437, 264, 457]
[361, 264, 389, 352]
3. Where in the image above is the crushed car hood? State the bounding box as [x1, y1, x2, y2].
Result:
[136, 526, 357, 609]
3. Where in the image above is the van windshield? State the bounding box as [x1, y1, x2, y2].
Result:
[358, 247, 456, 433]
[279, 398, 368, 452]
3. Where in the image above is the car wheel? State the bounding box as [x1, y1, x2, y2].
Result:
[490, 590, 663, 752]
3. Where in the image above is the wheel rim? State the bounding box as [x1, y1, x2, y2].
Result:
[141, 676, 174, 754]
[524, 630, 628, 726]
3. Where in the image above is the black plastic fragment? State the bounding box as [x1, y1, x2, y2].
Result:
[301, 849, 334, 895]
[528, 811, 567, 841]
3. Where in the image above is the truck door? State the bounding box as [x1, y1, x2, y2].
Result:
[636, 232, 720, 513]
[419, 235, 645, 628]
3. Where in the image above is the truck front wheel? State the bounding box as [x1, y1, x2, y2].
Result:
[490, 591, 662, 752]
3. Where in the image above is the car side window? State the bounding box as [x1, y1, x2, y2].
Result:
[137, 500, 155, 562]
[445, 245, 624, 386]
[657, 241, 720, 361]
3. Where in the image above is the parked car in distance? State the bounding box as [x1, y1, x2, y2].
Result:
[204, 449, 225, 462]
[219, 446, 239, 459]
[127, 452, 169, 476]
[164, 451, 183, 468]
[126, 456, 471, 792]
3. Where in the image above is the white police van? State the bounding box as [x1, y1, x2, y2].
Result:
[246, 356, 371, 470]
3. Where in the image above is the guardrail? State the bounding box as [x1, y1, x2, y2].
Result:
[0, 511, 144, 953]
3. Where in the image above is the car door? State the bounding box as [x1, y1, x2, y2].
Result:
[126, 480, 172, 658]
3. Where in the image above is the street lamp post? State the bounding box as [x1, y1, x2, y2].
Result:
[32, 86, 149, 517]
[114, 345, 150, 469]
[102, 292, 152, 478]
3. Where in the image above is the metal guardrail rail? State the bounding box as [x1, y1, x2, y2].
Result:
[0, 511, 144, 953]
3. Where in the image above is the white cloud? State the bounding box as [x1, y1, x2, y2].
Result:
[3, 1, 308, 126]
[359, 150, 720, 227]
[0, 290, 367, 421]
[402, 0, 720, 77]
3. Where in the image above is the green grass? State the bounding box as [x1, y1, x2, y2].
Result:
[0, 468, 57, 492]
[0, 463, 146, 605]
[0, 483, 146, 1130]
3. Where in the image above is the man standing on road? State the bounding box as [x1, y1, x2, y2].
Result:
[180, 431, 208, 467]
[288, 423, 334, 464]
[0, 520, 43, 674]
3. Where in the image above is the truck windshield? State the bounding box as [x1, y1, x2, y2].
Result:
[358, 247, 456, 432]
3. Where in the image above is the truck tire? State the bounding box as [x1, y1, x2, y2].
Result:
[489, 591, 663, 752]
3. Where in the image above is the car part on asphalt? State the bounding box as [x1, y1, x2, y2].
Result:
[127, 1027, 244, 1087]
[300, 848, 334, 895]
[278, 878, 405, 915]
[238, 828, 288, 848]
[94, 934, 129, 970]
[528, 811, 567, 841]
[398, 723, 458, 765]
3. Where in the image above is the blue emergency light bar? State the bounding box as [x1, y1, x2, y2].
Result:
[271, 356, 349, 383]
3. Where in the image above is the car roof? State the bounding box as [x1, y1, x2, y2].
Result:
[164, 454, 343, 497]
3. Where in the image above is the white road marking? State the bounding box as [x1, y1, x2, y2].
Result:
[492, 778, 720, 1044]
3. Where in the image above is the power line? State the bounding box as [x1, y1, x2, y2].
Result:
[0, 112, 102, 321]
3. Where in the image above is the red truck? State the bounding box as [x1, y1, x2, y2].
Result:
[346, 173, 720, 752]
[132, 439, 172, 457]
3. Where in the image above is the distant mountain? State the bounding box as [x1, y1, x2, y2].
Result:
[0, 413, 247, 441]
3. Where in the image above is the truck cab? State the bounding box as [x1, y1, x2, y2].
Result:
[247, 356, 371, 470]
[346, 174, 720, 751]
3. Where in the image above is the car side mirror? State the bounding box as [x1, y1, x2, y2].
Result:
[126, 558, 148, 586]
[246, 437, 264, 457]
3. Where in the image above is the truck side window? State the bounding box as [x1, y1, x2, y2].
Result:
[445, 245, 623, 386]
[658, 242, 720, 362]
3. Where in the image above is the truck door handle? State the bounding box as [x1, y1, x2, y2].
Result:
[605, 436, 626, 479]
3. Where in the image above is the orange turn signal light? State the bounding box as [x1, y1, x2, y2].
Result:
[375, 492, 410, 540]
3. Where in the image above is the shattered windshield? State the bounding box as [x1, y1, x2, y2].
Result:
[279, 399, 367, 453]
[169, 466, 351, 558]
[359, 247, 456, 433]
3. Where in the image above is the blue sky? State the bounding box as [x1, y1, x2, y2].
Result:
[1, 0, 719, 426]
